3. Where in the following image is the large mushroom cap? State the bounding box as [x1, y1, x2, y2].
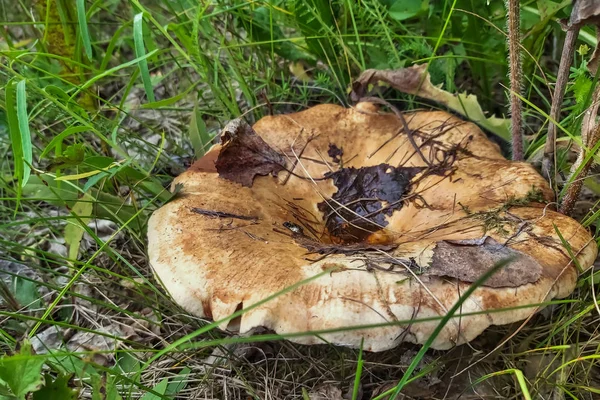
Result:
[148, 102, 597, 351]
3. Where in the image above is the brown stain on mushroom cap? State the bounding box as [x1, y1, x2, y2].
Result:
[147, 103, 597, 351]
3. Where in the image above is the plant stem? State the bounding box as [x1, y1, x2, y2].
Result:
[542, 26, 580, 189]
[560, 84, 600, 215]
[507, 0, 523, 160]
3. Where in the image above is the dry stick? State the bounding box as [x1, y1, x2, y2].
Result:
[507, 0, 524, 161]
[560, 84, 600, 215]
[542, 27, 580, 190]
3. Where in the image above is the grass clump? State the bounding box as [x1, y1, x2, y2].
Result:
[0, 0, 599, 399]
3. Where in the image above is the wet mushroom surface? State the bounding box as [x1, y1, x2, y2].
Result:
[147, 102, 597, 351]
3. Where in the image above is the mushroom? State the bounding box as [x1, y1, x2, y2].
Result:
[147, 102, 597, 351]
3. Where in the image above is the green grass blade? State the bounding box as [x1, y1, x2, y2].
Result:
[352, 339, 364, 400]
[39, 126, 88, 160]
[374, 257, 516, 400]
[16, 80, 32, 187]
[76, 0, 92, 60]
[189, 103, 212, 158]
[5, 79, 23, 187]
[133, 13, 155, 102]
[68, 50, 158, 101]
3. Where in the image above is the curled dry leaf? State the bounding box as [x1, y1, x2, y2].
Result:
[351, 65, 511, 141]
[214, 118, 286, 187]
[148, 101, 596, 351]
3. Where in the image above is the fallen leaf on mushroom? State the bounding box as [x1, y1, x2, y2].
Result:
[147, 97, 597, 351]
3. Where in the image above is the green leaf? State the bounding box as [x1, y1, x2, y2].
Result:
[64, 196, 94, 261]
[47, 143, 86, 171]
[388, 0, 426, 21]
[16, 80, 33, 187]
[141, 83, 197, 109]
[13, 277, 40, 310]
[241, 6, 313, 62]
[165, 367, 190, 395]
[536, 0, 570, 21]
[100, 22, 130, 71]
[76, 0, 93, 60]
[140, 378, 168, 400]
[115, 353, 140, 377]
[91, 374, 122, 400]
[40, 126, 88, 160]
[292, 0, 335, 63]
[46, 352, 99, 378]
[0, 341, 45, 399]
[22, 174, 141, 225]
[133, 13, 155, 102]
[33, 374, 78, 400]
[189, 103, 213, 158]
[573, 73, 593, 116]
[5, 80, 24, 192]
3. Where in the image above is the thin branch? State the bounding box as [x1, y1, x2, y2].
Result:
[507, 0, 523, 160]
[542, 26, 580, 190]
[560, 84, 600, 215]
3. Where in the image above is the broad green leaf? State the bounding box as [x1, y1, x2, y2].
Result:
[0, 341, 45, 399]
[115, 353, 140, 377]
[140, 378, 168, 400]
[536, 0, 570, 21]
[13, 277, 40, 310]
[388, 0, 427, 21]
[133, 13, 155, 102]
[76, 0, 92, 60]
[33, 374, 78, 400]
[16, 80, 33, 187]
[64, 195, 94, 260]
[165, 367, 190, 396]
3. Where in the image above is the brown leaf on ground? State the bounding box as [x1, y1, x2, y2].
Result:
[215, 119, 286, 187]
[428, 237, 543, 288]
[308, 384, 344, 400]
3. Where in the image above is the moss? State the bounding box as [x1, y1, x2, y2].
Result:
[460, 186, 546, 236]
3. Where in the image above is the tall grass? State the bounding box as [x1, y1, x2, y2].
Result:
[0, 0, 599, 398]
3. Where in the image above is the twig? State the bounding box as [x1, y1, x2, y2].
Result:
[191, 207, 257, 220]
[559, 84, 600, 215]
[542, 26, 580, 189]
[507, 0, 523, 160]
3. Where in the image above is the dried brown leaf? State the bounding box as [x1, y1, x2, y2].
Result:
[215, 119, 286, 187]
[351, 65, 511, 141]
[427, 237, 542, 288]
